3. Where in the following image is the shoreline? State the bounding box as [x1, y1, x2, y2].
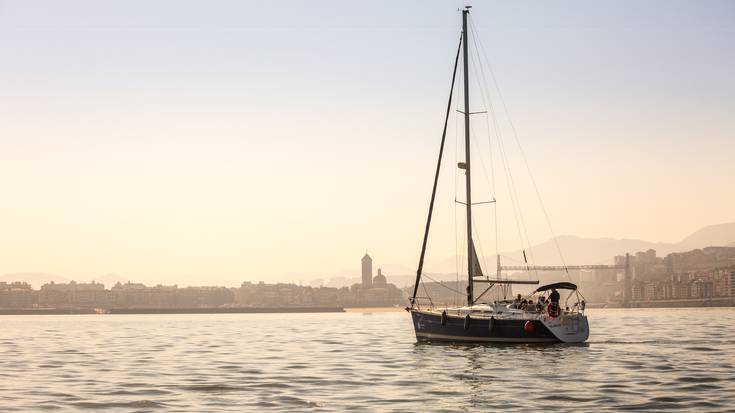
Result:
[344, 306, 404, 313]
[589, 298, 735, 309]
[0, 307, 345, 315]
[2, 302, 733, 315]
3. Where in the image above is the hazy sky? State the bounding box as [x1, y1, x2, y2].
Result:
[1, 0, 733, 284]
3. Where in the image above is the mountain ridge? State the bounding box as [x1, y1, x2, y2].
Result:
[426, 222, 735, 274]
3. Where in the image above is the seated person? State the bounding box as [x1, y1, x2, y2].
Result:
[535, 296, 545, 312]
[547, 300, 561, 317]
[512, 294, 522, 309]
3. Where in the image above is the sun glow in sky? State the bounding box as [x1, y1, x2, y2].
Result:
[1, 0, 733, 285]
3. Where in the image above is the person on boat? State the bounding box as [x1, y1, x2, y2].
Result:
[549, 288, 560, 306]
[512, 294, 522, 309]
[524, 299, 535, 312]
[547, 302, 560, 317]
[547, 288, 561, 317]
[535, 296, 545, 312]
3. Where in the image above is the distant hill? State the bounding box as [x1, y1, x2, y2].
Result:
[677, 223, 735, 251]
[427, 222, 735, 272]
[506, 222, 735, 266]
[502, 236, 673, 266]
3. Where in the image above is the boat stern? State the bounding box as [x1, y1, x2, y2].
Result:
[540, 313, 589, 343]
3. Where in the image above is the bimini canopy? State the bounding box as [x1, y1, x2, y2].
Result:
[535, 282, 577, 292]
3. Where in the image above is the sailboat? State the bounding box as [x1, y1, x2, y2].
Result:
[407, 7, 590, 344]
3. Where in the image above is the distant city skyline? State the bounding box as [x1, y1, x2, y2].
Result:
[2, 221, 734, 289]
[1, 1, 733, 285]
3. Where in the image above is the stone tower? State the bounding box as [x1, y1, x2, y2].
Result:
[361, 253, 373, 289]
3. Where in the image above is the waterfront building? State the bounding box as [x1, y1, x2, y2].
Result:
[40, 281, 109, 308]
[712, 268, 735, 297]
[109, 282, 233, 308]
[691, 279, 715, 298]
[239, 281, 336, 307]
[2, 258, 404, 309]
[373, 268, 387, 288]
[111, 282, 177, 308]
[236, 279, 402, 308]
[361, 253, 373, 289]
[0, 282, 36, 308]
[611, 246, 735, 304]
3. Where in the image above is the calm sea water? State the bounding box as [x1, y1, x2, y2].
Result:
[1, 308, 734, 412]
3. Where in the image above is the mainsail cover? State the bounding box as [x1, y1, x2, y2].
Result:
[470, 241, 483, 277]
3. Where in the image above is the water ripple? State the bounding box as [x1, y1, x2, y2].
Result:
[1, 309, 734, 412]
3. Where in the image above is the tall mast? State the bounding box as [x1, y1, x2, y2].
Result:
[462, 7, 474, 306]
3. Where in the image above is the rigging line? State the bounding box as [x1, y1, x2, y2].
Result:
[467, 122, 495, 210]
[469, 20, 538, 271]
[466, 124, 495, 274]
[462, 44, 497, 208]
[465, 27, 528, 271]
[454, 191, 461, 306]
[422, 273, 466, 296]
[462, 55, 497, 276]
[460, 33, 498, 271]
[420, 279, 434, 308]
[465, 25, 519, 247]
[470, 19, 568, 277]
[463, 38, 495, 203]
[469, 19, 539, 278]
[411, 33, 463, 305]
[473, 284, 497, 304]
[454, 204, 460, 306]
[499, 254, 526, 264]
[468, 24, 530, 263]
[493, 189, 499, 260]
[484, 61, 499, 262]
[499, 135, 539, 275]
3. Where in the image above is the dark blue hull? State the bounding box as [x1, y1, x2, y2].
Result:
[410, 309, 560, 343]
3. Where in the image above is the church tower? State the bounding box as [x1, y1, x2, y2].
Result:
[361, 253, 373, 288]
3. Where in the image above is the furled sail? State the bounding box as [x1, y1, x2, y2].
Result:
[470, 241, 483, 277]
